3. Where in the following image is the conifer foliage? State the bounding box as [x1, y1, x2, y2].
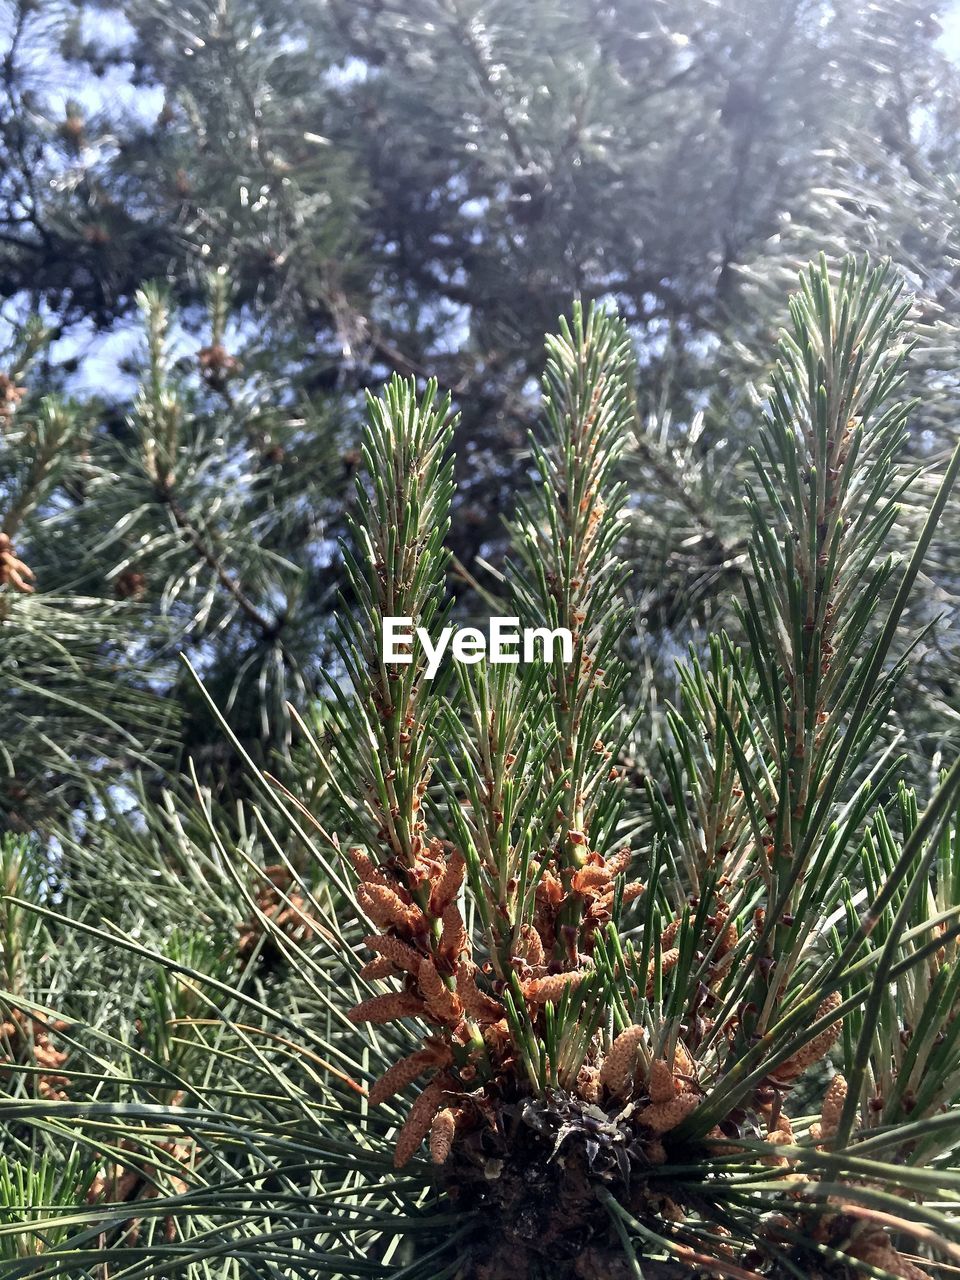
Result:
[4, 260, 960, 1279]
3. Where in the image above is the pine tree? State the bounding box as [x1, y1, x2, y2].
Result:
[0, 267, 358, 822]
[0, 319, 172, 828]
[4, 260, 960, 1279]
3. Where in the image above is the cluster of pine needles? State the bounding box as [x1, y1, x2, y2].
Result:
[3, 257, 960, 1280]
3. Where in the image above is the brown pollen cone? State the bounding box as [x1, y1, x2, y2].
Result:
[0, 533, 35, 593]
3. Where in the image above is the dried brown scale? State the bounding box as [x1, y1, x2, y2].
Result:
[533, 869, 565, 949]
[571, 858, 614, 893]
[271, 898, 316, 939]
[902, 1259, 935, 1280]
[570, 849, 632, 901]
[409, 848, 443, 895]
[581, 899, 615, 942]
[535, 868, 563, 904]
[599, 1024, 645, 1096]
[89, 1138, 193, 1202]
[663, 912, 735, 960]
[483, 1017, 512, 1055]
[657, 1195, 684, 1223]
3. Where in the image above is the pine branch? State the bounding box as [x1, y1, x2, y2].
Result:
[6, 263, 960, 1280]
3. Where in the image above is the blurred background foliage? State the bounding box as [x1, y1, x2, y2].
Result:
[3, 0, 960, 826]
